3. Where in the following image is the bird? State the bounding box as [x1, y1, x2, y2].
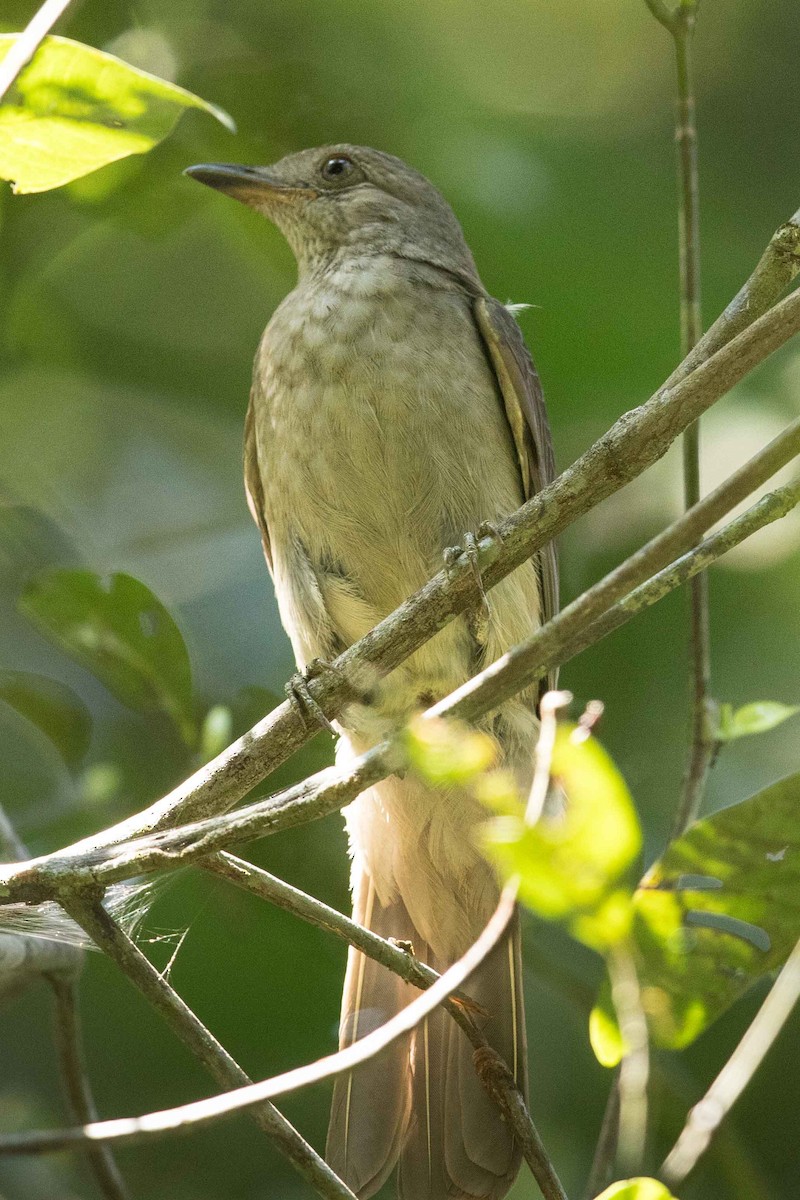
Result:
[185, 145, 558, 1200]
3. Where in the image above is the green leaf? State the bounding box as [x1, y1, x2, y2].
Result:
[0, 34, 235, 194]
[717, 700, 800, 742]
[593, 1180, 678, 1200]
[405, 715, 498, 787]
[19, 570, 195, 745]
[199, 704, 233, 763]
[591, 771, 800, 1064]
[0, 669, 91, 770]
[483, 726, 642, 950]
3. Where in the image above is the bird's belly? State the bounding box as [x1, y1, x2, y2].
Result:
[253, 269, 539, 710]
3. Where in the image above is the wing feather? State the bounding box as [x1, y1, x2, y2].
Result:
[473, 295, 560, 679]
[243, 386, 273, 575]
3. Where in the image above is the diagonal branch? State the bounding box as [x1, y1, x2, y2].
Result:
[2, 418, 799, 905]
[47, 974, 130, 1200]
[0, 698, 572, 1200]
[13, 280, 800, 876]
[205, 852, 565, 1199]
[59, 893, 358, 1200]
[0, 0, 74, 102]
[662, 933, 800, 1186]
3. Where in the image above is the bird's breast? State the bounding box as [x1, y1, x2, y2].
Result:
[253, 257, 524, 611]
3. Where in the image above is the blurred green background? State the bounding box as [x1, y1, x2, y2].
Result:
[1, 1, 799, 1197]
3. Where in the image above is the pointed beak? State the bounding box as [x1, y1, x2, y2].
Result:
[184, 163, 314, 205]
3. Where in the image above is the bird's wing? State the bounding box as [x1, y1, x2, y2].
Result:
[473, 295, 559, 636]
[243, 386, 273, 576]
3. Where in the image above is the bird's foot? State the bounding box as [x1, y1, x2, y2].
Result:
[285, 658, 338, 735]
[444, 524, 501, 646]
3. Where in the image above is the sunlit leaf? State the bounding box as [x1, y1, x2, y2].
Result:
[199, 704, 233, 762]
[405, 715, 498, 786]
[19, 570, 195, 745]
[591, 771, 800, 1064]
[0, 34, 235, 194]
[593, 1180, 677, 1200]
[0, 669, 91, 770]
[483, 726, 641, 950]
[717, 700, 800, 742]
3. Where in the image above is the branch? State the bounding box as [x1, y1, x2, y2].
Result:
[660, 0, 715, 839]
[429, 417, 800, 723]
[2, 422, 799, 906]
[47, 974, 130, 1200]
[0, 0, 74, 102]
[0, 892, 517, 1156]
[205, 852, 567, 1199]
[662, 933, 800, 1186]
[59, 893, 357, 1200]
[0, 699, 571, 1200]
[16, 280, 800, 874]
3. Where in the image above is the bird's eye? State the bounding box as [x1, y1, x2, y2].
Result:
[321, 156, 354, 182]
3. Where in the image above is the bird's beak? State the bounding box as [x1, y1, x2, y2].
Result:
[184, 163, 314, 205]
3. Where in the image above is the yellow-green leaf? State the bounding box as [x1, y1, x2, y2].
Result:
[483, 726, 642, 950]
[593, 1180, 678, 1200]
[717, 700, 800, 742]
[0, 34, 234, 194]
[592, 771, 800, 1063]
[405, 715, 498, 787]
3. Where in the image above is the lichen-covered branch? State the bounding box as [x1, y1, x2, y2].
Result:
[15, 280, 800, 878]
[59, 894, 358, 1200]
[1, 420, 798, 907]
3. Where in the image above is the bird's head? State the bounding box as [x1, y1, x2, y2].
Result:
[185, 144, 479, 282]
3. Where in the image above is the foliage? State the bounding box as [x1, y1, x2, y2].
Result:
[0, 34, 233, 193]
[19, 568, 197, 745]
[592, 770, 800, 1064]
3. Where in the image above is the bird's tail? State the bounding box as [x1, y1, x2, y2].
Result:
[326, 864, 526, 1200]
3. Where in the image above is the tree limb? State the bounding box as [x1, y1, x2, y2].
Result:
[13, 281, 800, 877]
[59, 893, 358, 1200]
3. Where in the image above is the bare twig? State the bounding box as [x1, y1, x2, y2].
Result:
[583, 1075, 620, 1200]
[2, 431, 799, 909]
[0, 705, 572, 1200]
[59, 894, 358, 1200]
[609, 947, 649, 1176]
[669, 0, 716, 841]
[47, 974, 130, 1200]
[662, 934, 800, 1186]
[8, 279, 800, 885]
[0, 892, 520, 1156]
[430, 419, 800, 724]
[0, 0, 74, 102]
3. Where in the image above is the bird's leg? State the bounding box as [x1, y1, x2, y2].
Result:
[444, 522, 501, 647]
[285, 657, 338, 735]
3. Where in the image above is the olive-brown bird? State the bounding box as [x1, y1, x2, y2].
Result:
[186, 145, 558, 1200]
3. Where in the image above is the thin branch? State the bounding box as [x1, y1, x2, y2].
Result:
[0, 891, 516, 1155]
[47, 974, 130, 1200]
[2, 430, 800, 908]
[665, 0, 715, 842]
[662, 934, 800, 1187]
[0, 0, 74, 102]
[0, 704, 571, 1200]
[13, 279, 800, 878]
[609, 947, 649, 1176]
[59, 894, 357, 1200]
[583, 1075, 620, 1200]
[430, 418, 800, 724]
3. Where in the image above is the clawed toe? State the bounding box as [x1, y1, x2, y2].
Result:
[285, 662, 338, 734]
[444, 526, 500, 644]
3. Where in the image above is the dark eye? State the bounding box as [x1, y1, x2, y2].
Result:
[321, 156, 354, 182]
